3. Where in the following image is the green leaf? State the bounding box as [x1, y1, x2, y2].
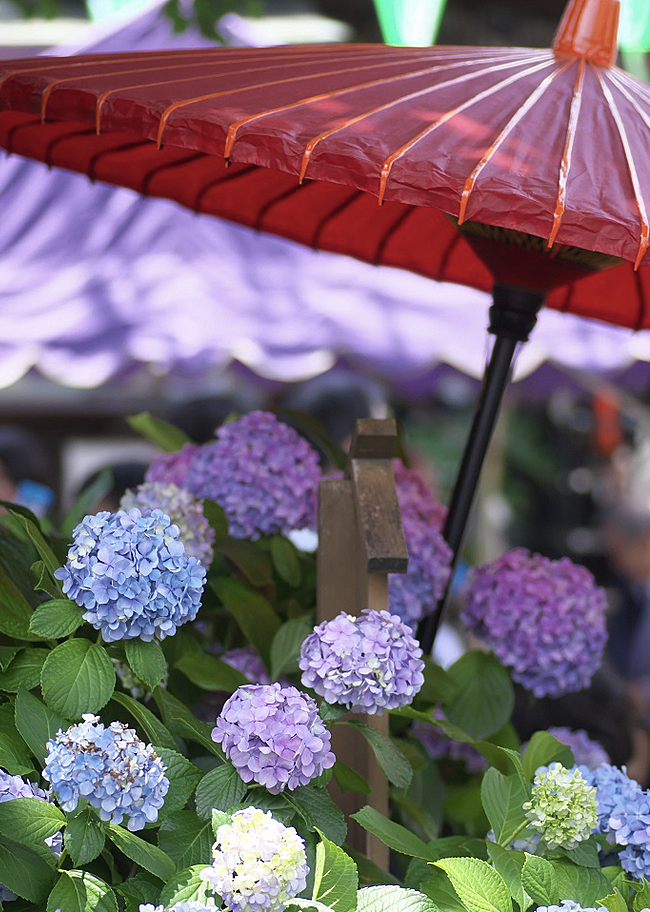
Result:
[64, 804, 106, 866]
[46, 870, 117, 912]
[158, 812, 213, 869]
[0, 836, 55, 903]
[633, 878, 650, 912]
[175, 651, 249, 692]
[549, 860, 613, 906]
[124, 638, 167, 691]
[211, 576, 281, 665]
[486, 845, 531, 912]
[333, 760, 371, 795]
[5, 506, 61, 582]
[32, 558, 65, 600]
[61, 469, 114, 540]
[270, 535, 302, 587]
[560, 839, 601, 868]
[127, 412, 191, 452]
[0, 570, 42, 640]
[41, 638, 115, 717]
[217, 538, 274, 588]
[159, 865, 215, 907]
[285, 785, 347, 846]
[270, 616, 313, 680]
[0, 702, 34, 774]
[154, 687, 223, 757]
[15, 686, 70, 764]
[480, 768, 529, 846]
[352, 806, 436, 859]
[0, 797, 65, 852]
[346, 846, 401, 887]
[599, 890, 628, 912]
[435, 857, 513, 912]
[417, 657, 456, 706]
[0, 648, 48, 692]
[116, 873, 161, 912]
[0, 646, 18, 670]
[212, 808, 232, 836]
[522, 732, 575, 780]
[343, 720, 412, 790]
[420, 869, 468, 912]
[201, 499, 229, 547]
[357, 885, 441, 912]
[155, 747, 202, 815]
[445, 652, 514, 741]
[311, 832, 358, 912]
[110, 691, 177, 750]
[520, 854, 558, 906]
[195, 763, 247, 819]
[106, 825, 175, 881]
[29, 599, 84, 639]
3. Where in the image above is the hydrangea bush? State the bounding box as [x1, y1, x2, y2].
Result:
[0, 409, 640, 912]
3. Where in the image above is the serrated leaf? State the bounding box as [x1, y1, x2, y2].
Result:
[159, 865, 214, 907]
[344, 720, 412, 789]
[29, 599, 84, 639]
[357, 885, 441, 912]
[0, 570, 42, 640]
[285, 785, 347, 846]
[312, 833, 358, 912]
[561, 839, 601, 868]
[125, 638, 167, 691]
[110, 691, 177, 750]
[333, 761, 371, 795]
[435, 857, 513, 912]
[158, 812, 213, 869]
[41, 639, 115, 717]
[445, 652, 514, 741]
[154, 687, 223, 756]
[480, 768, 529, 846]
[0, 797, 65, 852]
[487, 845, 531, 912]
[212, 808, 232, 836]
[211, 576, 280, 665]
[0, 648, 47, 692]
[5, 507, 61, 582]
[106, 825, 175, 881]
[116, 873, 161, 912]
[155, 747, 202, 815]
[351, 806, 435, 860]
[550, 859, 613, 907]
[522, 732, 575, 780]
[270, 535, 302, 587]
[46, 870, 117, 912]
[64, 804, 105, 866]
[175, 651, 249, 692]
[15, 686, 70, 764]
[0, 646, 18, 671]
[127, 412, 191, 452]
[270, 616, 313, 680]
[633, 877, 650, 912]
[599, 890, 628, 912]
[195, 763, 247, 819]
[420, 869, 468, 912]
[0, 702, 33, 774]
[521, 854, 558, 906]
[0, 836, 55, 903]
[217, 538, 274, 588]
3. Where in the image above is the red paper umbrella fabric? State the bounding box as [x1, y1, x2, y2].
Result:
[0, 0, 649, 327]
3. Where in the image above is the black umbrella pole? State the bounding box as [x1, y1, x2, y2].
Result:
[417, 284, 545, 654]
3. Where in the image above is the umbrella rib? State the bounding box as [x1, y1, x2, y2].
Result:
[457, 60, 573, 225]
[219, 51, 539, 164]
[595, 67, 650, 270]
[547, 59, 586, 249]
[378, 55, 555, 205]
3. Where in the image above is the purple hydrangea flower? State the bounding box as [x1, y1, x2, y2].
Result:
[200, 807, 308, 912]
[392, 460, 447, 528]
[43, 714, 169, 831]
[299, 609, 425, 714]
[212, 684, 335, 794]
[220, 647, 272, 685]
[120, 481, 215, 566]
[412, 717, 487, 774]
[54, 508, 206, 642]
[184, 412, 321, 540]
[460, 548, 608, 698]
[145, 444, 200, 487]
[545, 727, 610, 769]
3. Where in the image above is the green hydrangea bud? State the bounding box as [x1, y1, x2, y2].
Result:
[523, 763, 597, 849]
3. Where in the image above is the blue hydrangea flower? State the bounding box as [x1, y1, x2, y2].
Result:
[184, 412, 321, 540]
[461, 548, 608, 697]
[604, 777, 650, 879]
[523, 763, 597, 849]
[545, 728, 610, 769]
[145, 443, 200, 487]
[120, 481, 215, 566]
[43, 714, 169, 830]
[140, 904, 217, 912]
[299, 609, 425, 714]
[54, 508, 206, 642]
[200, 807, 308, 912]
[212, 684, 335, 794]
[578, 763, 642, 834]
[533, 904, 607, 912]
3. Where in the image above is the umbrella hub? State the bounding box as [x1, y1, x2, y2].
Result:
[553, 0, 620, 68]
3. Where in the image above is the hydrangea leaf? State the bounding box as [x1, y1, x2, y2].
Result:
[154, 747, 201, 816]
[115, 873, 162, 912]
[311, 832, 358, 912]
[549, 859, 613, 907]
[217, 539, 274, 588]
[110, 691, 177, 751]
[434, 857, 513, 912]
[158, 811, 214, 869]
[343, 720, 412, 790]
[487, 844, 531, 912]
[64, 803, 106, 866]
[211, 576, 281, 666]
[0, 701, 34, 774]
[346, 845, 401, 887]
[270, 616, 313, 680]
[124, 638, 167, 691]
[599, 890, 628, 912]
[270, 534, 302, 587]
[520, 854, 559, 906]
[351, 806, 436, 860]
[0, 570, 44, 641]
[560, 839, 601, 868]
[174, 651, 249, 692]
[4, 506, 62, 583]
[419, 869, 467, 912]
[0, 646, 18, 670]
[154, 686, 223, 757]
[0, 797, 65, 853]
[159, 864, 215, 907]
[522, 731, 575, 780]
[29, 598, 84, 639]
[201, 498, 229, 547]
[127, 412, 191, 452]
[195, 763, 247, 820]
[417, 657, 456, 705]
[106, 824, 175, 881]
[0, 835, 55, 903]
[480, 768, 529, 846]
[445, 652, 514, 741]
[41, 639, 115, 717]
[285, 785, 347, 846]
[0, 647, 48, 692]
[632, 877, 650, 911]
[333, 760, 371, 796]
[32, 558, 65, 600]
[46, 869, 117, 912]
[357, 884, 441, 912]
[15, 686, 70, 764]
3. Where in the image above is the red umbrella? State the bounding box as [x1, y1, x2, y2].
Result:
[0, 0, 644, 646]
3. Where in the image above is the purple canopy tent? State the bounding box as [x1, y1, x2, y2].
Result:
[0, 3, 648, 402]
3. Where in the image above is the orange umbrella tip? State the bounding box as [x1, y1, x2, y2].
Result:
[553, 0, 619, 68]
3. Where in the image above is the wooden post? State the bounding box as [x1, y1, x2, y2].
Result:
[317, 418, 408, 869]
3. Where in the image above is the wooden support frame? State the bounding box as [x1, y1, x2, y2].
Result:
[317, 418, 408, 869]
